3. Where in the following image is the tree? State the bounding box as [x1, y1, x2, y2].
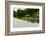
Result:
[13, 10, 16, 17]
[17, 9, 25, 17]
[13, 8, 39, 23]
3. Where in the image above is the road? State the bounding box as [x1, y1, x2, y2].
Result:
[13, 18, 39, 28]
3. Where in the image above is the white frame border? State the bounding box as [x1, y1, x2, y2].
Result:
[10, 5, 43, 32]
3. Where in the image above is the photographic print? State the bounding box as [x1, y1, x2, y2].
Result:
[13, 7, 39, 28]
[10, 4, 43, 32]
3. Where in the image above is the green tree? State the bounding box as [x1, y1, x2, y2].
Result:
[13, 10, 16, 17]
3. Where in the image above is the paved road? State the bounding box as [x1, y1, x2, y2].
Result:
[13, 18, 39, 28]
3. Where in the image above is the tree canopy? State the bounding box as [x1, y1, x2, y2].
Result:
[13, 8, 39, 23]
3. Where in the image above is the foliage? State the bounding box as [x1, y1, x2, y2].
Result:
[13, 8, 39, 23]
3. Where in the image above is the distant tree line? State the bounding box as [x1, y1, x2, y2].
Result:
[13, 8, 39, 23]
[13, 8, 39, 17]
